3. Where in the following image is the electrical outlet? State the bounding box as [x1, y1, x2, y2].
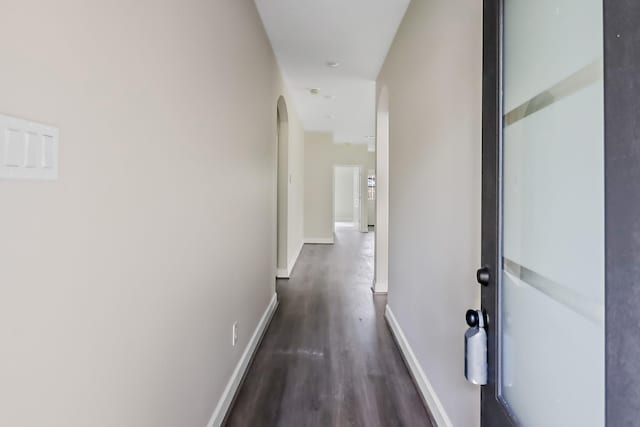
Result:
[232, 322, 238, 347]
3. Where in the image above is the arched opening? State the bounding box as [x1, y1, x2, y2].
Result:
[374, 87, 389, 293]
[276, 96, 289, 278]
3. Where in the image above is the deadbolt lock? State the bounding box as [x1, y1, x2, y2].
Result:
[476, 266, 490, 286]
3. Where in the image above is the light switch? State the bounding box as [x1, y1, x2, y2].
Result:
[25, 133, 42, 168]
[42, 135, 54, 169]
[0, 114, 58, 180]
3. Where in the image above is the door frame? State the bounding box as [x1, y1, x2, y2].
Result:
[275, 96, 290, 279]
[480, 0, 509, 424]
[602, 1, 640, 424]
[481, 0, 640, 425]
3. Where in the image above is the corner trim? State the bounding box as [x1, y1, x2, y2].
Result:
[304, 237, 334, 244]
[373, 281, 388, 294]
[288, 240, 304, 276]
[207, 293, 279, 427]
[276, 240, 304, 279]
[385, 305, 454, 427]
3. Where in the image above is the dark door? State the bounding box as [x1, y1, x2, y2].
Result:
[480, 0, 610, 425]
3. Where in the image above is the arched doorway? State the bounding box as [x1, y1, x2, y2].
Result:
[276, 96, 289, 278]
[374, 87, 389, 293]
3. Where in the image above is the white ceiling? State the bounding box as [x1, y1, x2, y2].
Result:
[255, 0, 410, 151]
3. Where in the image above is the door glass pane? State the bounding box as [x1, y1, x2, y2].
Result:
[501, 1, 604, 425]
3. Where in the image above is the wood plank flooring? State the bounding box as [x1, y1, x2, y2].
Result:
[224, 224, 433, 427]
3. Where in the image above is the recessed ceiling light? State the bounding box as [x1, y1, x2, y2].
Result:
[326, 61, 340, 68]
[309, 88, 321, 95]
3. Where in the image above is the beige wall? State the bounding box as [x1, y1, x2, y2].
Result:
[377, 0, 482, 426]
[304, 132, 369, 240]
[0, 1, 302, 426]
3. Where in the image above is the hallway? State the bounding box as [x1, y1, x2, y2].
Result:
[225, 227, 432, 426]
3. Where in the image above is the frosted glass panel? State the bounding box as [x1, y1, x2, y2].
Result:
[503, 84, 604, 314]
[502, 273, 604, 427]
[504, 0, 603, 111]
[501, 0, 604, 425]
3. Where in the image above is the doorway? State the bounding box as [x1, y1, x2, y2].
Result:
[367, 170, 376, 227]
[276, 96, 289, 278]
[333, 165, 362, 231]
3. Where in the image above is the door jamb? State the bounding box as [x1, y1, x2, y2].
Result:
[480, 0, 514, 425]
[603, 1, 640, 423]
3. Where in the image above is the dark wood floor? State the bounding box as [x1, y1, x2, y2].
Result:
[224, 224, 433, 427]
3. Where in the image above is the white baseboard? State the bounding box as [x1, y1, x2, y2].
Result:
[372, 281, 388, 294]
[276, 268, 289, 278]
[207, 293, 279, 427]
[385, 305, 453, 427]
[304, 237, 334, 244]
